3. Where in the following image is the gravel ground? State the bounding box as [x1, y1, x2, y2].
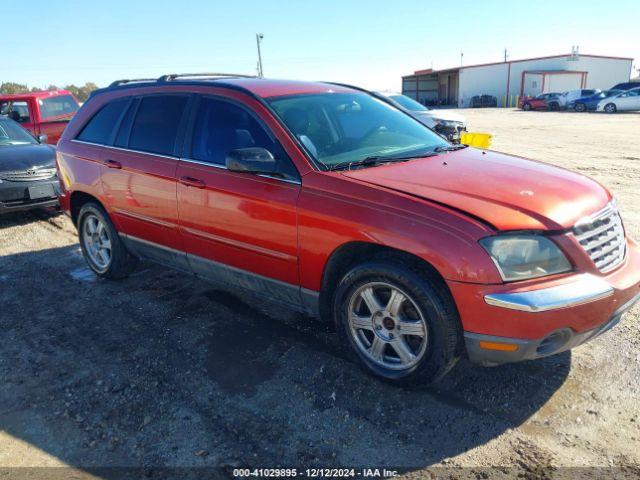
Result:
[0, 108, 639, 479]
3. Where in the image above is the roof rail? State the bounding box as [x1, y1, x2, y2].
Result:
[158, 73, 257, 82]
[108, 78, 158, 88]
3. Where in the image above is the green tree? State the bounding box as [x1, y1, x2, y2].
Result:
[2, 81, 99, 102]
[64, 82, 99, 102]
[0, 82, 30, 94]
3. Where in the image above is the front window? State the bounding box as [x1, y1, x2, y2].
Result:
[388, 95, 429, 112]
[0, 120, 37, 146]
[39, 94, 79, 121]
[268, 92, 448, 168]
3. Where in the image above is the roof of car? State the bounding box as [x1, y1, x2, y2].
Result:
[199, 77, 356, 98]
[0, 90, 73, 100]
[95, 75, 358, 99]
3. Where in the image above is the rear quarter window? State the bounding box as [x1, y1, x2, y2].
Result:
[76, 99, 129, 144]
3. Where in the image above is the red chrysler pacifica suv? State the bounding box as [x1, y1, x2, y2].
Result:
[56, 74, 640, 385]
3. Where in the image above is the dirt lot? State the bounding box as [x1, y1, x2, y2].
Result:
[0, 109, 639, 479]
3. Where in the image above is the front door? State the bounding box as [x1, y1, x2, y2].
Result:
[100, 94, 191, 267]
[176, 95, 301, 306]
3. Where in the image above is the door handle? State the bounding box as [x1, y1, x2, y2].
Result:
[103, 159, 122, 169]
[179, 176, 206, 188]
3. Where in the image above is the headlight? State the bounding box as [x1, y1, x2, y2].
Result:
[479, 235, 572, 282]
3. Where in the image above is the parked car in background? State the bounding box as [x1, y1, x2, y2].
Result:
[56, 74, 640, 386]
[470, 95, 497, 108]
[567, 90, 623, 112]
[0, 90, 80, 144]
[611, 82, 640, 91]
[597, 87, 640, 113]
[0, 116, 59, 213]
[552, 89, 601, 110]
[518, 92, 561, 111]
[379, 92, 467, 143]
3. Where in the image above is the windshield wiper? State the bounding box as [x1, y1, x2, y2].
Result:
[328, 153, 437, 171]
[434, 144, 468, 153]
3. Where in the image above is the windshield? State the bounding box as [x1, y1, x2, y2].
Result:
[0, 119, 37, 146]
[388, 95, 429, 112]
[268, 92, 448, 168]
[603, 90, 622, 98]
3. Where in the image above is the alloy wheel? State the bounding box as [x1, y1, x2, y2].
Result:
[348, 282, 428, 371]
[82, 213, 112, 272]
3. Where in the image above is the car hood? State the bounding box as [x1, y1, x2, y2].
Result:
[0, 143, 56, 171]
[413, 110, 467, 124]
[340, 148, 610, 231]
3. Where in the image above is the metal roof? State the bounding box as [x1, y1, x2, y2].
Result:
[404, 53, 634, 78]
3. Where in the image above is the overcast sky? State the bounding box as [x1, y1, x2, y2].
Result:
[4, 0, 639, 90]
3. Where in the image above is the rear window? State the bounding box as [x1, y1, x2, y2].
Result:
[77, 99, 129, 144]
[128, 95, 188, 156]
[39, 94, 79, 121]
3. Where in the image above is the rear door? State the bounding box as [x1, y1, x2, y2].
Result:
[100, 93, 191, 267]
[176, 95, 301, 305]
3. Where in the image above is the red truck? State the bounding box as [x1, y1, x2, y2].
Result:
[55, 75, 640, 385]
[0, 90, 80, 144]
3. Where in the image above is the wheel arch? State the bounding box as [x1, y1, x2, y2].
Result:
[69, 190, 104, 227]
[317, 241, 453, 324]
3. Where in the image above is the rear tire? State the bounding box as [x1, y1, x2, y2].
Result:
[548, 102, 559, 111]
[604, 103, 617, 113]
[78, 202, 138, 279]
[574, 102, 586, 112]
[522, 103, 532, 111]
[333, 258, 461, 386]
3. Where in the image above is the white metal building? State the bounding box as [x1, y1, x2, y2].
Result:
[402, 53, 634, 108]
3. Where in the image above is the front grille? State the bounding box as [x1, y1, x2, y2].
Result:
[573, 203, 626, 273]
[0, 168, 57, 182]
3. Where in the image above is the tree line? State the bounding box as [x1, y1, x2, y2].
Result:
[0, 82, 98, 102]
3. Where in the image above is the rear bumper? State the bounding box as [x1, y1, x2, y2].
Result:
[448, 237, 640, 365]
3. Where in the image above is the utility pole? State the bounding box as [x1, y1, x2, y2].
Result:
[256, 33, 264, 77]
[504, 48, 508, 62]
[460, 51, 464, 66]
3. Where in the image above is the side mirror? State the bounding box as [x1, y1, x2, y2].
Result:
[37, 134, 48, 144]
[226, 147, 276, 174]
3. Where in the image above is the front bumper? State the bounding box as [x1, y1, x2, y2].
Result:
[448, 237, 640, 365]
[0, 177, 60, 213]
[465, 291, 640, 365]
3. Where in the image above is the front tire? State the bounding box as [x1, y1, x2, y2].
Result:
[78, 203, 137, 279]
[334, 259, 461, 386]
[604, 103, 617, 113]
[522, 103, 532, 111]
[548, 102, 559, 111]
